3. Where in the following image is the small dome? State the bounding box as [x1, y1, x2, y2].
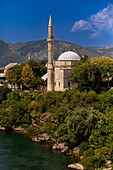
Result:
[58, 51, 80, 61]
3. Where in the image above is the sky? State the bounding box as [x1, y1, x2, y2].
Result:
[0, 0, 113, 47]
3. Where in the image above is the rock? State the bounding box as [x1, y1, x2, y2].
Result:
[53, 143, 65, 149]
[69, 147, 79, 157]
[58, 143, 65, 149]
[53, 143, 58, 150]
[61, 146, 69, 153]
[0, 126, 6, 131]
[38, 133, 50, 141]
[72, 147, 79, 156]
[53, 143, 69, 153]
[103, 159, 112, 170]
[107, 160, 112, 165]
[80, 156, 84, 160]
[40, 112, 51, 124]
[32, 136, 41, 142]
[68, 163, 84, 170]
[32, 133, 50, 142]
[12, 126, 26, 131]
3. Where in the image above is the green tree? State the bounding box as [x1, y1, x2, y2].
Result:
[89, 110, 113, 149]
[0, 86, 11, 103]
[93, 57, 113, 85]
[10, 101, 31, 126]
[0, 68, 4, 73]
[7, 90, 20, 106]
[0, 109, 12, 128]
[28, 59, 47, 78]
[71, 57, 113, 90]
[57, 106, 102, 144]
[21, 64, 36, 89]
[6, 64, 23, 85]
[71, 60, 89, 87]
[71, 60, 101, 88]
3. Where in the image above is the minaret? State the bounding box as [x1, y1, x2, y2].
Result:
[28, 51, 31, 61]
[47, 13, 54, 91]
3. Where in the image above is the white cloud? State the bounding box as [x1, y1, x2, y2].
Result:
[71, 4, 113, 38]
[89, 32, 100, 39]
[71, 20, 92, 32]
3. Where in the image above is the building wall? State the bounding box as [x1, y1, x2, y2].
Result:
[54, 68, 64, 91]
[55, 60, 76, 67]
[54, 60, 77, 91]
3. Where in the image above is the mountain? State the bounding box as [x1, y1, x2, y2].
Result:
[86, 46, 113, 58]
[0, 39, 113, 67]
[0, 40, 25, 67]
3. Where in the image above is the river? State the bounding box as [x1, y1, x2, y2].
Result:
[0, 131, 72, 170]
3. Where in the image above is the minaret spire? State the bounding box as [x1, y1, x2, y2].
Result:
[47, 13, 54, 91]
[49, 12, 53, 26]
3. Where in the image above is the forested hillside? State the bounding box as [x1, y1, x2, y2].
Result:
[1, 39, 113, 67]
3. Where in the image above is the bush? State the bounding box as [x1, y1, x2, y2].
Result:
[80, 154, 105, 169]
[57, 106, 102, 144]
[83, 148, 94, 157]
[0, 86, 11, 103]
[0, 109, 12, 128]
[79, 141, 89, 156]
[7, 90, 20, 106]
[25, 125, 39, 133]
[67, 91, 98, 110]
[98, 89, 113, 109]
[89, 111, 113, 149]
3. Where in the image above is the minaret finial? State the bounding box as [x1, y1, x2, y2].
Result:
[49, 12, 53, 26]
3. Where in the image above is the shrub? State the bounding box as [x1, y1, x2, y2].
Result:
[80, 154, 105, 169]
[79, 141, 89, 156]
[0, 86, 11, 103]
[57, 106, 102, 144]
[83, 148, 94, 157]
[0, 109, 12, 128]
[89, 111, 113, 149]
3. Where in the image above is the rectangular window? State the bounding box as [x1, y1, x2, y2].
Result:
[59, 82, 60, 86]
[68, 81, 70, 87]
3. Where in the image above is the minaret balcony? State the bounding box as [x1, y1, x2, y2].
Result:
[47, 38, 54, 42]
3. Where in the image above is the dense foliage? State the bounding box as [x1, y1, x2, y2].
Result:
[21, 64, 36, 88]
[1, 74, 113, 169]
[2, 57, 113, 169]
[0, 68, 4, 73]
[28, 59, 47, 78]
[71, 57, 113, 92]
[6, 64, 25, 85]
[6, 60, 46, 89]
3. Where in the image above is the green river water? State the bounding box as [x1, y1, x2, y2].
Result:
[0, 131, 72, 170]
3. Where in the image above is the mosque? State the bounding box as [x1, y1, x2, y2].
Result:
[44, 13, 81, 91]
[0, 13, 81, 91]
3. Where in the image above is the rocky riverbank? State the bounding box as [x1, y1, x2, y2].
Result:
[0, 126, 112, 170]
[32, 133, 84, 169]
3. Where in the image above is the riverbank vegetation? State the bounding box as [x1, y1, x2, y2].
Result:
[1, 57, 113, 169]
[0, 86, 113, 169]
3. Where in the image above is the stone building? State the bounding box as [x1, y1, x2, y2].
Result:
[42, 13, 81, 92]
[0, 63, 17, 87]
[0, 72, 6, 86]
[54, 51, 80, 91]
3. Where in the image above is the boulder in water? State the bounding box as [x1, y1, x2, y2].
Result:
[68, 163, 84, 170]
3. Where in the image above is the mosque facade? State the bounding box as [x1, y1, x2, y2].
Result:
[46, 14, 81, 92]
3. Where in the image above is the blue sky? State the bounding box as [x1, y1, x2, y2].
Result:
[0, 0, 113, 47]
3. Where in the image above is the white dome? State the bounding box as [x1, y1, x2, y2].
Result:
[58, 51, 80, 61]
